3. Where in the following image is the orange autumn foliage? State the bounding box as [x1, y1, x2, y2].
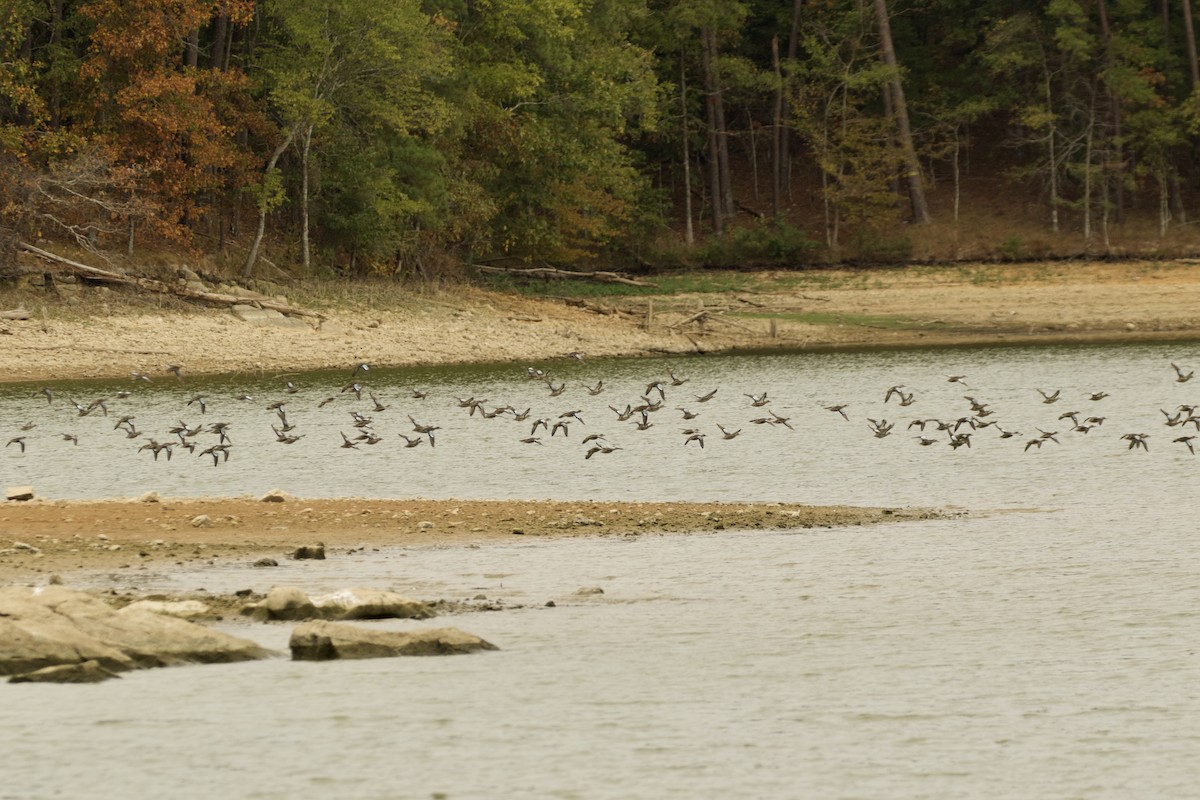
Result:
[78, 0, 261, 242]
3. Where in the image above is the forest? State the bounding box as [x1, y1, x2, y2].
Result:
[3, 0, 1200, 281]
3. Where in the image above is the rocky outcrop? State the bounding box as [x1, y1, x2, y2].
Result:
[242, 586, 316, 621]
[0, 586, 273, 679]
[243, 586, 434, 622]
[121, 599, 211, 620]
[289, 620, 498, 661]
[310, 588, 435, 621]
[9, 660, 123, 684]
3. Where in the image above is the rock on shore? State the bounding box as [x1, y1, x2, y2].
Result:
[243, 586, 435, 622]
[0, 586, 273, 681]
[289, 620, 498, 661]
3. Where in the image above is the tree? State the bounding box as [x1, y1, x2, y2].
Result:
[791, 0, 904, 251]
[873, 0, 930, 224]
[433, 0, 659, 262]
[661, 0, 746, 235]
[246, 0, 453, 275]
[77, 0, 260, 248]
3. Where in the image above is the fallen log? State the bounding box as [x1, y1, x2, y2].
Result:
[17, 242, 324, 321]
[0, 308, 30, 320]
[669, 307, 758, 334]
[474, 264, 657, 288]
[562, 298, 624, 316]
[707, 313, 757, 333]
[668, 309, 712, 329]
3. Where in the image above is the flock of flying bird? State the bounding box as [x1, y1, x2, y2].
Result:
[2, 357, 1199, 473]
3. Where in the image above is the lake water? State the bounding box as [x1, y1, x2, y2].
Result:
[2, 343, 1200, 798]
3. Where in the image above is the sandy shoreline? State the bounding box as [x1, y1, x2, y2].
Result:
[0, 496, 947, 585]
[2, 260, 1200, 385]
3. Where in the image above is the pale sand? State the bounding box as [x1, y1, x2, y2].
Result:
[2, 261, 1199, 385]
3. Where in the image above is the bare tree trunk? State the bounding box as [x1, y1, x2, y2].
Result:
[880, 80, 902, 197]
[300, 123, 313, 273]
[782, 0, 802, 199]
[1083, 119, 1093, 245]
[1159, 168, 1171, 236]
[1097, 0, 1125, 224]
[1101, 158, 1111, 252]
[1170, 167, 1187, 223]
[771, 35, 784, 222]
[952, 133, 961, 223]
[48, 0, 63, 126]
[1185, 0, 1200, 88]
[185, 28, 199, 68]
[243, 129, 296, 278]
[748, 111, 759, 202]
[1044, 70, 1060, 233]
[873, 0, 931, 224]
[1111, 109, 1125, 223]
[211, 14, 228, 70]
[680, 56, 694, 245]
[223, 18, 237, 70]
[701, 31, 724, 235]
[706, 29, 734, 218]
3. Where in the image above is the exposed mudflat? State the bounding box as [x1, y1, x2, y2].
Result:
[0, 496, 944, 584]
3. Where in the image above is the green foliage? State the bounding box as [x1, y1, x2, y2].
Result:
[847, 229, 912, 263]
[314, 133, 444, 266]
[697, 222, 820, 267]
[11, 0, 1200, 273]
[999, 236, 1024, 261]
[787, 1, 911, 249]
[433, 0, 661, 262]
[248, 166, 287, 213]
[250, 0, 457, 268]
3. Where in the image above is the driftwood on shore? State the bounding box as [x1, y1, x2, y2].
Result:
[17, 242, 325, 321]
[473, 263, 658, 288]
[668, 306, 757, 333]
[561, 298, 640, 318]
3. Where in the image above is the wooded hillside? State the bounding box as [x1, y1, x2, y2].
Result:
[3, 0, 1200, 277]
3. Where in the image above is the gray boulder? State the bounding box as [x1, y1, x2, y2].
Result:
[289, 620, 498, 661]
[311, 588, 435, 621]
[243, 586, 433, 622]
[0, 586, 272, 677]
[0, 591, 134, 675]
[120, 599, 211, 620]
[242, 586, 317, 622]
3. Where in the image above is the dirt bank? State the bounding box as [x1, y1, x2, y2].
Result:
[2, 260, 1199, 385]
